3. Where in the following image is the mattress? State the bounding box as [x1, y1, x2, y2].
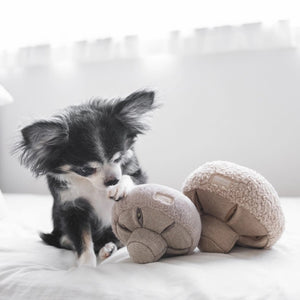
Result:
[0, 194, 299, 300]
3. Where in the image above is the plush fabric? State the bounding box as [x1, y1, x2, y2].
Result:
[112, 184, 201, 263]
[182, 161, 285, 253]
[0, 84, 13, 105]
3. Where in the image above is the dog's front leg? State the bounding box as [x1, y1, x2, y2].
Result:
[107, 174, 135, 201]
[61, 198, 97, 267]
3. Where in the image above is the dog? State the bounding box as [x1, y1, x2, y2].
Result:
[15, 90, 157, 267]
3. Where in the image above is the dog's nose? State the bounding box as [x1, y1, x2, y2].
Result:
[104, 177, 119, 187]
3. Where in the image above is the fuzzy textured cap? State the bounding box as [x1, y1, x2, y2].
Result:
[112, 184, 201, 263]
[182, 161, 285, 252]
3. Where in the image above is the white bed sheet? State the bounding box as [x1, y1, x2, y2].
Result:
[0, 194, 299, 300]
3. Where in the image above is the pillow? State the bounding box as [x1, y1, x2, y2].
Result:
[0, 83, 13, 105]
[0, 189, 7, 219]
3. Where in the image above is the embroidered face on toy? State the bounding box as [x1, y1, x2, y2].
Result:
[111, 184, 201, 263]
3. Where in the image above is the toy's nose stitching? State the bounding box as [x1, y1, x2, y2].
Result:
[136, 208, 143, 226]
[161, 221, 175, 234]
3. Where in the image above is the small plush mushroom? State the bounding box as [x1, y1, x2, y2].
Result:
[112, 184, 201, 263]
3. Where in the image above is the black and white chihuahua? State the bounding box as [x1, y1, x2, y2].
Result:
[16, 90, 157, 267]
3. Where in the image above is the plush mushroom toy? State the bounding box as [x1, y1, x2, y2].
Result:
[183, 161, 285, 253]
[111, 184, 201, 263]
[112, 161, 285, 263]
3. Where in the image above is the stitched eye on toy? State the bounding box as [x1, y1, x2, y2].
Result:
[136, 208, 143, 226]
[75, 166, 97, 177]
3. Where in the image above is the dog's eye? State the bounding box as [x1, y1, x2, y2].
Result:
[76, 167, 97, 177]
[113, 157, 122, 163]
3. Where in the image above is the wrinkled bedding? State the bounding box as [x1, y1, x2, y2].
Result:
[0, 194, 299, 300]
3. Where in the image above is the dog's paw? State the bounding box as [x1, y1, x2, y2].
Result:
[107, 175, 134, 201]
[77, 249, 97, 267]
[99, 242, 118, 260]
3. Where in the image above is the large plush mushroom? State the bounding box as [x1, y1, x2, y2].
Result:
[183, 161, 285, 253]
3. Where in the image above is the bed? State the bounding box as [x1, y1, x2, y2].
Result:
[0, 193, 299, 300]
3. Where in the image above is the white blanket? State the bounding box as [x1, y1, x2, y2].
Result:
[0, 194, 299, 300]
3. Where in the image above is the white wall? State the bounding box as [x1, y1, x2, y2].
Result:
[0, 48, 299, 196]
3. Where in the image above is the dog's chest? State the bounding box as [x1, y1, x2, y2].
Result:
[87, 190, 115, 227]
[60, 181, 114, 227]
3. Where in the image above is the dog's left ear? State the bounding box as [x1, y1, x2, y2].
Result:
[114, 90, 157, 134]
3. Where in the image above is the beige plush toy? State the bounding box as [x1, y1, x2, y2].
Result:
[182, 161, 285, 253]
[112, 184, 201, 263]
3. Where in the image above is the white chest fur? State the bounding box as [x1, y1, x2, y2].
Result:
[59, 174, 115, 228]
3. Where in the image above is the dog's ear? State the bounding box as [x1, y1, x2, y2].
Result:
[15, 120, 68, 176]
[114, 90, 157, 134]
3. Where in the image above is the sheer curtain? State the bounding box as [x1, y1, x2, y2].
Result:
[1, 0, 300, 68]
[0, 20, 295, 68]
